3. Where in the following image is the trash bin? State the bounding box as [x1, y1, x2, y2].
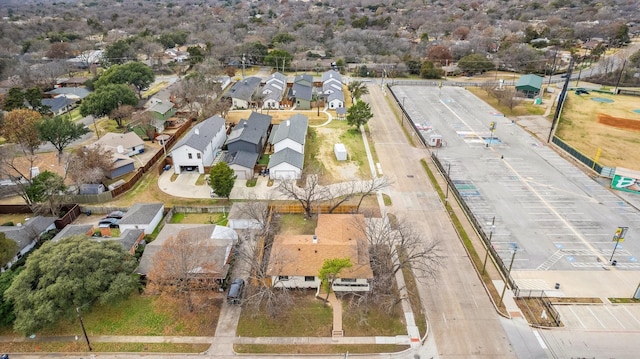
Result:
[555, 283, 560, 289]
[612, 260, 617, 266]
[85, 210, 92, 216]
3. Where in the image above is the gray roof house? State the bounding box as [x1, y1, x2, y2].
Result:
[226, 150, 260, 180]
[148, 100, 177, 122]
[226, 112, 272, 154]
[41, 96, 76, 116]
[289, 74, 314, 110]
[0, 216, 56, 271]
[93, 132, 145, 157]
[327, 91, 345, 109]
[170, 116, 227, 174]
[117, 203, 164, 235]
[227, 76, 262, 109]
[267, 147, 304, 180]
[322, 70, 342, 83]
[46, 87, 91, 100]
[136, 224, 238, 288]
[271, 114, 308, 154]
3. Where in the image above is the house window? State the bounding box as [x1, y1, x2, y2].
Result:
[304, 276, 315, 282]
[278, 276, 289, 281]
[341, 278, 356, 283]
[188, 153, 193, 159]
[197, 153, 201, 159]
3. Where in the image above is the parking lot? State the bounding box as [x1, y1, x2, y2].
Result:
[394, 85, 640, 297]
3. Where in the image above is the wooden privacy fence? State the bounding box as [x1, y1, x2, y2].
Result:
[269, 204, 358, 214]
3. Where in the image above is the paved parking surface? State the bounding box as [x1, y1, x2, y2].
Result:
[395, 86, 640, 284]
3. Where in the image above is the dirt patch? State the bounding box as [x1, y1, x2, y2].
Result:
[315, 127, 362, 182]
[597, 113, 640, 132]
[515, 297, 563, 327]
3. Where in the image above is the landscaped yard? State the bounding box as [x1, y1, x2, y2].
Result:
[170, 212, 227, 225]
[277, 213, 317, 235]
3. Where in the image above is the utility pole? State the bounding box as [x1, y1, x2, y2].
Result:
[76, 307, 92, 351]
[547, 50, 557, 87]
[242, 53, 246, 78]
[614, 59, 627, 95]
[482, 216, 496, 275]
[547, 58, 574, 143]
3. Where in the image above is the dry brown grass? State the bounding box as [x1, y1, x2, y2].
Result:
[556, 92, 640, 169]
[226, 109, 332, 125]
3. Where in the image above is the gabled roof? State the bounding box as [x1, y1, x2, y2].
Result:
[227, 150, 259, 169]
[266, 214, 373, 278]
[46, 87, 91, 99]
[227, 76, 262, 101]
[322, 70, 342, 83]
[41, 96, 75, 113]
[516, 74, 543, 90]
[51, 224, 144, 252]
[267, 147, 304, 170]
[327, 91, 344, 103]
[226, 112, 271, 147]
[118, 203, 164, 226]
[52, 224, 94, 242]
[173, 116, 225, 152]
[291, 82, 313, 101]
[0, 216, 56, 250]
[148, 100, 174, 114]
[136, 223, 237, 276]
[94, 132, 144, 154]
[294, 74, 313, 85]
[271, 114, 308, 146]
[266, 72, 287, 86]
[323, 82, 342, 94]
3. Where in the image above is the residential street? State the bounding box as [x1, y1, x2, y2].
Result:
[363, 85, 522, 358]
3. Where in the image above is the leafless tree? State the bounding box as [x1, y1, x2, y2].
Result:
[110, 104, 135, 128]
[66, 145, 114, 192]
[277, 174, 329, 219]
[147, 233, 219, 313]
[325, 177, 391, 214]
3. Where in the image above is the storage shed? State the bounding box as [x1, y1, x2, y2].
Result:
[334, 143, 347, 161]
[515, 74, 543, 99]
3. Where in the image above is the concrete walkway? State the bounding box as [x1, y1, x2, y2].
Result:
[325, 293, 344, 337]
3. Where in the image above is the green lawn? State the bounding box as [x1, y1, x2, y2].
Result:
[258, 154, 270, 165]
[342, 301, 406, 336]
[278, 214, 317, 235]
[237, 293, 332, 337]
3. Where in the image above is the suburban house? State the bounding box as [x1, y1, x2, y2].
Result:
[515, 74, 543, 99]
[227, 76, 261, 109]
[226, 112, 271, 154]
[267, 147, 304, 180]
[147, 100, 177, 123]
[262, 72, 287, 110]
[270, 114, 308, 154]
[0, 216, 57, 272]
[93, 132, 145, 157]
[46, 87, 91, 100]
[117, 202, 164, 235]
[266, 214, 373, 291]
[136, 223, 238, 289]
[52, 224, 144, 255]
[225, 112, 271, 179]
[41, 96, 76, 116]
[289, 74, 314, 110]
[170, 115, 226, 174]
[321, 70, 344, 109]
[227, 202, 268, 230]
[226, 150, 259, 180]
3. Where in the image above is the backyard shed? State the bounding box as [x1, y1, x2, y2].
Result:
[515, 74, 543, 99]
[334, 143, 347, 161]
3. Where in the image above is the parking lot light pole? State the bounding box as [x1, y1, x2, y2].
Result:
[482, 217, 496, 275]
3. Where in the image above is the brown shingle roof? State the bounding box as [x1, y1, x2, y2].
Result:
[267, 214, 373, 279]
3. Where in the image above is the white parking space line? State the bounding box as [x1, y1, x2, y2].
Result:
[587, 307, 606, 329]
[568, 307, 586, 329]
[623, 306, 640, 326]
[604, 306, 626, 329]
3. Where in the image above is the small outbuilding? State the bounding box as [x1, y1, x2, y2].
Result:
[515, 74, 543, 99]
[334, 143, 347, 161]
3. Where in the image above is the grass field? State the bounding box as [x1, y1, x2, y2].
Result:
[556, 91, 640, 170]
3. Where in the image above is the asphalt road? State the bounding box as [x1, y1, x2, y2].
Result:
[364, 85, 521, 358]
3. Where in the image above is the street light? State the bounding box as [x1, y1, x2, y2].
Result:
[499, 244, 519, 308]
[76, 307, 92, 351]
[401, 96, 407, 125]
[482, 216, 496, 274]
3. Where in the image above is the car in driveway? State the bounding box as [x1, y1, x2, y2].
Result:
[106, 210, 125, 219]
[98, 217, 119, 228]
[226, 278, 245, 305]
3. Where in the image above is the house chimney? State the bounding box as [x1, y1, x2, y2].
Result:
[195, 128, 200, 135]
[286, 120, 290, 126]
[312, 235, 317, 244]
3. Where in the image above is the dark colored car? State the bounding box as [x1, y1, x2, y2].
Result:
[98, 217, 119, 228]
[226, 278, 245, 305]
[575, 88, 589, 95]
[106, 210, 125, 219]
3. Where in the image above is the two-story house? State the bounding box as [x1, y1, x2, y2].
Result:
[267, 114, 308, 180]
[170, 116, 226, 174]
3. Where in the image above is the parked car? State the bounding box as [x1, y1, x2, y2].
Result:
[106, 210, 125, 219]
[226, 278, 245, 305]
[98, 217, 119, 228]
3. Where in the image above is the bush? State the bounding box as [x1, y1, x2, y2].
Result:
[1, 221, 14, 226]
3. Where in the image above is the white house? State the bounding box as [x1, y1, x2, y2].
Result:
[0, 216, 57, 272]
[170, 116, 226, 174]
[326, 91, 344, 109]
[271, 114, 308, 154]
[266, 214, 373, 292]
[117, 203, 164, 235]
[267, 148, 304, 180]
